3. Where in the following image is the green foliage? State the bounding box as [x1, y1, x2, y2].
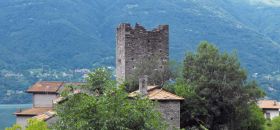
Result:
[59, 84, 75, 97]
[179, 41, 265, 130]
[25, 119, 49, 130]
[55, 87, 167, 130]
[265, 120, 273, 130]
[266, 116, 280, 130]
[5, 119, 48, 130]
[5, 124, 22, 130]
[241, 104, 266, 130]
[54, 67, 167, 130]
[82, 67, 112, 95]
[2, 0, 280, 105]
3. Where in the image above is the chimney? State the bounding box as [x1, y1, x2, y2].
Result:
[274, 101, 277, 106]
[139, 75, 148, 95]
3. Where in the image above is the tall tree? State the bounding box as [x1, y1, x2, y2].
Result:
[180, 41, 264, 130]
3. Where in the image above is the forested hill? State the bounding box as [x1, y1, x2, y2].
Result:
[1, 0, 280, 103]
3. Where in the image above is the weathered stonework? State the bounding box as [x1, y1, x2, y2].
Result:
[156, 101, 181, 129]
[116, 23, 169, 82]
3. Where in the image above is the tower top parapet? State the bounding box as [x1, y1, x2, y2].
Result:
[117, 23, 168, 33]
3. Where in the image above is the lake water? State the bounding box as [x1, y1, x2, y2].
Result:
[0, 104, 32, 129]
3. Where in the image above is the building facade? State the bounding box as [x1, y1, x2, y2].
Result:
[14, 81, 80, 128]
[258, 100, 280, 120]
[116, 23, 169, 83]
[129, 77, 183, 129]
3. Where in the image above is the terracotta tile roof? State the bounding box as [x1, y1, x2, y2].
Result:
[33, 110, 56, 121]
[258, 100, 280, 109]
[26, 81, 82, 93]
[129, 86, 184, 101]
[14, 107, 53, 116]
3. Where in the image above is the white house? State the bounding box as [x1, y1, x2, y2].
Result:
[258, 100, 280, 120]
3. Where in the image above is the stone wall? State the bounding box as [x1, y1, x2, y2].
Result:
[116, 23, 169, 83]
[156, 101, 181, 129]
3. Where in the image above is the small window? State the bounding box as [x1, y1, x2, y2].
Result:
[170, 117, 174, 120]
[131, 58, 134, 61]
[118, 59, 121, 63]
[159, 49, 162, 52]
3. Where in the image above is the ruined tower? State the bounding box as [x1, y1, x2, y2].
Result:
[116, 23, 169, 83]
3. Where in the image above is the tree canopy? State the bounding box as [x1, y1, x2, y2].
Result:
[82, 67, 113, 95]
[175, 41, 265, 130]
[54, 68, 167, 130]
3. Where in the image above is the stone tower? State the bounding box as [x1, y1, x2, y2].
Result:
[116, 23, 169, 83]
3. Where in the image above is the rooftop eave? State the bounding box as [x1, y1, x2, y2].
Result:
[14, 113, 38, 116]
[26, 90, 58, 94]
[150, 99, 184, 101]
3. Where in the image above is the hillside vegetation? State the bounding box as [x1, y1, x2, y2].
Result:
[0, 0, 280, 103]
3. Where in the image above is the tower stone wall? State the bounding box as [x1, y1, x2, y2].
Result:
[116, 23, 169, 83]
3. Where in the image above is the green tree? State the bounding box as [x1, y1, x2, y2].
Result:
[241, 104, 266, 130]
[54, 68, 167, 130]
[5, 124, 22, 130]
[82, 67, 112, 95]
[180, 41, 265, 130]
[267, 116, 280, 130]
[25, 119, 49, 130]
[55, 86, 167, 130]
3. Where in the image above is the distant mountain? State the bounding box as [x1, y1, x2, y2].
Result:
[1, 0, 280, 103]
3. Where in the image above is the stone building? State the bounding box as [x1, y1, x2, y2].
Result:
[129, 76, 184, 129]
[14, 81, 80, 128]
[258, 100, 280, 120]
[116, 23, 169, 83]
[117, 23, 182, 129]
